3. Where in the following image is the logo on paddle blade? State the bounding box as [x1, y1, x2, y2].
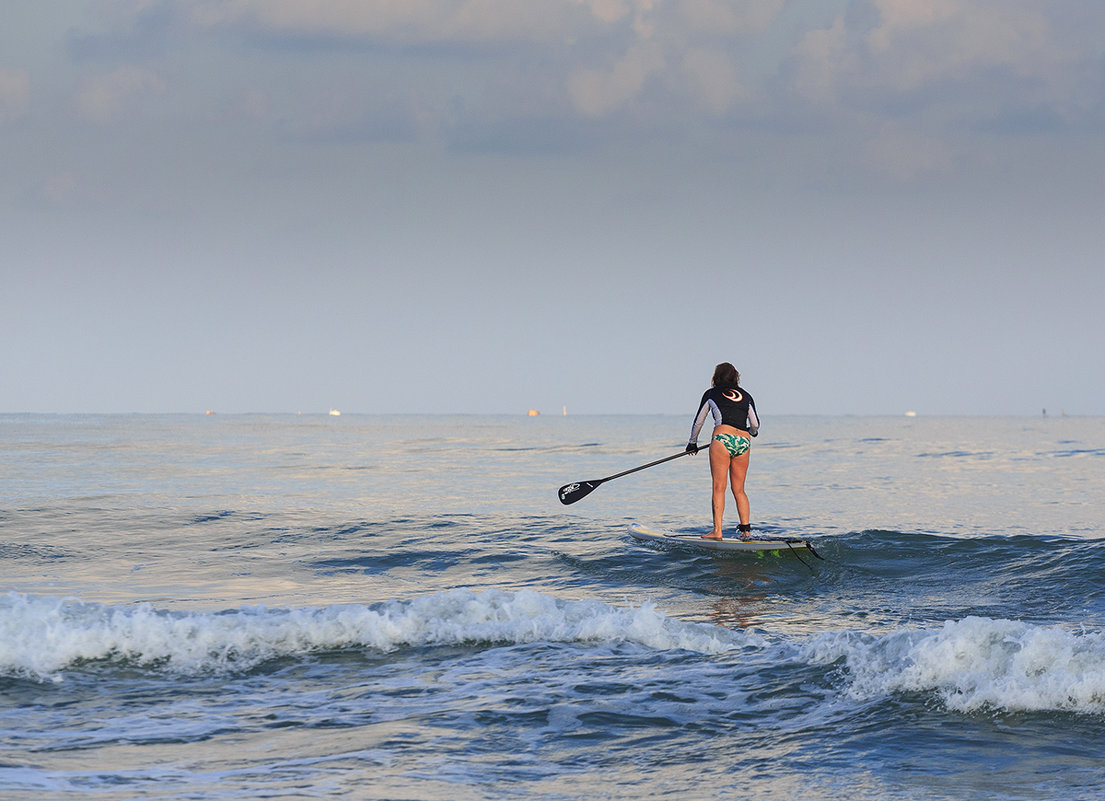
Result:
[560, 483, 580, 499]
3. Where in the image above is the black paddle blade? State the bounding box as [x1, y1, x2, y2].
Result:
[558, 480, 601, 505]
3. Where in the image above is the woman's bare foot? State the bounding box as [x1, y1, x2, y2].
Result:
[700, 532, 724, 540]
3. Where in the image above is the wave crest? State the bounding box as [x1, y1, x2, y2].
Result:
[0, 590, 749, 681]
[804, 616, 1105, 714]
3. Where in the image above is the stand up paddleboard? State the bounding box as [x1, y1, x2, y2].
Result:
[628, 523, 820, 558]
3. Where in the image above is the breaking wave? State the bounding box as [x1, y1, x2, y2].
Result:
[6, 591, 1105, 716]
[805, 616, 1105, 715]
[0, 589, 753, 681]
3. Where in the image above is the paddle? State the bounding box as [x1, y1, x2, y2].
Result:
[557, 445, 703, 505]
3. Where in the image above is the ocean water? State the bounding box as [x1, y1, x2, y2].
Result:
[2, 413, 1104, 800]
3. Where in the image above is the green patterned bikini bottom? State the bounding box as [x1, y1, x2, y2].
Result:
[713, 432, 751, 458]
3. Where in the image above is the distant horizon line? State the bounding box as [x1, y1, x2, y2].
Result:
[0, 410, 1093, 419]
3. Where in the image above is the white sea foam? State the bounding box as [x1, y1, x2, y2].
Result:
[10, 592, 1103, 714]
[0, 589, 751, 681]
[803, 616, 1105, 714]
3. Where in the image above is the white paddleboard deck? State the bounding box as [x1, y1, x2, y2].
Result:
[628, 523, 814, 553]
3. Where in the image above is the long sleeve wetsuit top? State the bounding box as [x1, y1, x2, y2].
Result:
[688, 386, 759, 446]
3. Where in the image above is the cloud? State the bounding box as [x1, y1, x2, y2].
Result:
[681, 48, 743, 113]
[71, 0, 1105, 174]
[568, 41, 666, 116]
[792, 0, 1093, 108]
[184, 0, 779, 120]
[792, 17, 856, 106]
[865, 0, 1051, 92]
[187, 0, 628, 44]
[0, 68, 30, 124]
[183, 0, 787, 51]
[76, 65, 164, 123]
[782, 0, 1105, 178]
[677, 0, 784, 35]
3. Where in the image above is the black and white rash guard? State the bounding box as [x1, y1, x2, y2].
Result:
[688, 386, 760, 446]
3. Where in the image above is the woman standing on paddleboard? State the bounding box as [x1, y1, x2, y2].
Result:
[686, 362, 759, 540]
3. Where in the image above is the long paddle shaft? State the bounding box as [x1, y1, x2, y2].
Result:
[557, 446, 702, 505]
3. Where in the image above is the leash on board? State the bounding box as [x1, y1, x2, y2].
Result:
[784, 539, 824, 573]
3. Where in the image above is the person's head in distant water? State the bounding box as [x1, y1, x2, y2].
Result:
[712, 362, 740, 388]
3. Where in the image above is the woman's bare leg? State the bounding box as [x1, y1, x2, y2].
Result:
[729, 450, 750, 536]
[703, 439, 730, 539]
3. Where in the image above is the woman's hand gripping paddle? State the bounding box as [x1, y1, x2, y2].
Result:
[557, 445, 703, 505]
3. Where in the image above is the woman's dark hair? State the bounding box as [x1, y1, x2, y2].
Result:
[712, 362, 741, 388]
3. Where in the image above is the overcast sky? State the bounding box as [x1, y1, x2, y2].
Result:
[2, 1, 1103, 416]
